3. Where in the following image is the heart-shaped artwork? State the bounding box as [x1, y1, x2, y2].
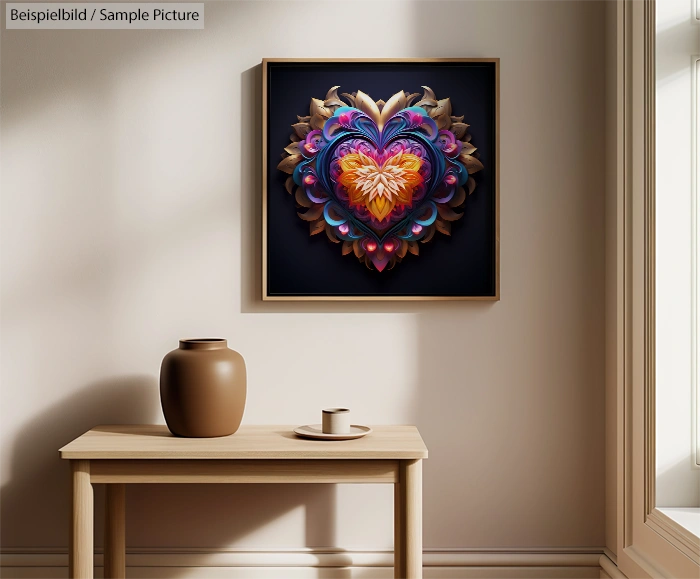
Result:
[277, 86, 484, 272]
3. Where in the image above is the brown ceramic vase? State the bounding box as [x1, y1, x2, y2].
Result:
[160, 338, 246, 438]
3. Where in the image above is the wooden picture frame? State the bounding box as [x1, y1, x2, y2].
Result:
[262, 58, 500, 301]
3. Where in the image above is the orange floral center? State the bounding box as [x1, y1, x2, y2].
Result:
[338, 151, 423, 222]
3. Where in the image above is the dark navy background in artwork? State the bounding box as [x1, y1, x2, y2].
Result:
[266, 61, 497, 297]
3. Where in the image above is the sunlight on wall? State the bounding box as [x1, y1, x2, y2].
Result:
[655, 0, 700, 507]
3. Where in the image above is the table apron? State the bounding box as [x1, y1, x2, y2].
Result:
[89, 459, 400, 483]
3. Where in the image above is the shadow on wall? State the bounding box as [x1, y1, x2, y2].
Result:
[0, 1, 348, 550]
[656, 20, 698, 86]
[0, 376, 159, 547]
[1, 374, 346, 561]
[239, 64, 263, 314]
[125, 479, 343, 553]
[656, 457, 700, 508]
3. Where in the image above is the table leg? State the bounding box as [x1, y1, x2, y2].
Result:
[398, 459, 422, 578]
[394, 472, 405, 578]
[104, 484, 126, 578]
[70, 460, 93, 579]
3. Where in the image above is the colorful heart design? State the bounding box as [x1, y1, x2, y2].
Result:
[277, 86, 483, 272]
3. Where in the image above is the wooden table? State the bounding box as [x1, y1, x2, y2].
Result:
[59, 424, 428, 579]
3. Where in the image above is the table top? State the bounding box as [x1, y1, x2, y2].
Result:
[59, 425, 428, 460]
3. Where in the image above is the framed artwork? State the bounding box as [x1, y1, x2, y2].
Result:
[262, 58, 499, 301]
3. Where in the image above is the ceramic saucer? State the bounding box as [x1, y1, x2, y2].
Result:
[293, 424, 372, 441]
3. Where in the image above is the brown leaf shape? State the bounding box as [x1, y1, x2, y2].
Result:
[467, 177, 476, 195]
[397, 239, 409, 259]
[430, 98, 452, 119]
[461, 143, 477, 155]
[289, 133, 300, 142]
[405, 92, 420, 107]
[408, 241, 419, 256]
[450, 123, 469, 139]
[450, 115, 464, 123]
[355, 90, 381, 125]
[298, 204, 324, 221]
[292, 123, 311, 139]
[310, 219, 326, 235]
[463, 133, 472, 143]
[437, 204, 462, 221]
[284, 142, 301, 155]
[461, 155, 484, 174]
[429, 98, 452, 130]
[341, 92, 356, 107]
[379, 91, 407, 129]
[422, 225, 436, 243]
[310, 114, 326, 130]
[353, 239, 364, 258]
[277, 154, 302, 174]
[449, 187, 467, 208]
[415, 86, 438, 108]
[295, 187, 312, 207]
[435, 219, 451, 236]
[297, 115, 311, 122]
[310, 98, 333, 119]
[433, 113, 451, 130]
[342, 241, 353, 256]
[285, 176, 295, 195]
[324, 86, 345, 107]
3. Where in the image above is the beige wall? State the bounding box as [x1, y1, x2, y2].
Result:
[0, 0, 606, 552]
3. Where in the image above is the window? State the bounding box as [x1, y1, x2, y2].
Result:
[656, 0, 700, 537]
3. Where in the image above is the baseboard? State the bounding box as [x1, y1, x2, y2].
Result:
[1, 547, 604, 578]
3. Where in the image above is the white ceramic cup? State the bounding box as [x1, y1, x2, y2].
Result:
[322, 408, 350, 434]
